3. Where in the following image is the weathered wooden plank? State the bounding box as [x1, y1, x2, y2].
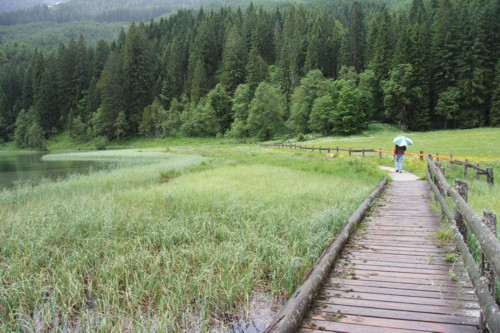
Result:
[311, 303, 478, 325]
[276, 177, 481, 333]
[327, 278, 475, 294]
[318, 289, 480, 308]
[336, 258, 464, 271]
[335, 262, 464, 276]
[324, 284, 477, 301]
[302, 315, 478, 333]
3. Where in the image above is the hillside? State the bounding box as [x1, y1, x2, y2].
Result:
[0, 0, 305, 25]
[0, 0, 68, 13]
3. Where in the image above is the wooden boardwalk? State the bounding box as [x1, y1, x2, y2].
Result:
[298, 177, 480, 333]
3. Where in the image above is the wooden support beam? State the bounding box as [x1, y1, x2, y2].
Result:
[264, 178, 388, 333]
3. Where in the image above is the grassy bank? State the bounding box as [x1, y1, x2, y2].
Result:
[0, 145, 384, 331]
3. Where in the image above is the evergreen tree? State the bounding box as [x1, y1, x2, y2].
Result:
[382, 63, 421, 130]
[122, 23, 154, 134]
[228, 83, 252, 138]
[162, 97, 183, 137]
[219, 25, 247, 94]
[245, 46, 268, 93]
[339, 1, 366, 73]
[205, 84, 232, 135]
[34, 56, 60, 135]
[96, 51, 123, 139]
[489, 60, 500, 126]
[434, 87, 460, 129]
[455, 0, 489, 128]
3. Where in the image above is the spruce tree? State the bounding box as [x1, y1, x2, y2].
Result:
[219, 25, 247, 94]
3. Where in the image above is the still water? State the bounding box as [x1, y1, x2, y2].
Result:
[0, 151, 108, 189]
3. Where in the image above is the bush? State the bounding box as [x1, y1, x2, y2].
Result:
[93, 136, 108, 150]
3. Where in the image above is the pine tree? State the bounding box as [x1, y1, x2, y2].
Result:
[219, 25, 247, 94]
[122, 23, 154, 134]
[339, 1, 366, 73]
[96, 51, 123, 139]
[245, 46, 268, 93]
[489, 60, 500, 126]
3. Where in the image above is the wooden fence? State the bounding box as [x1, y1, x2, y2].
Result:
[262, 143, 494, 184]
[427, 155, 500, 332]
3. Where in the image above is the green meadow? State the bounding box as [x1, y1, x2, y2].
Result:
[1, 125, 499, 331]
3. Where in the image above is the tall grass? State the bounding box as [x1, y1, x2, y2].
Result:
[0, 147, 383, 331]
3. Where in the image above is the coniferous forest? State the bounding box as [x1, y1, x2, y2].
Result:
[0, 0, 499, 149]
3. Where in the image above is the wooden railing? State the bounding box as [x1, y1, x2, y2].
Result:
[426, 155, 500, 332]
[262, 143, 494, 184]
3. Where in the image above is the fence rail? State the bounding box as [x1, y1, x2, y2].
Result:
[262, 143, 494, 184]
[427, 155, 500, 332]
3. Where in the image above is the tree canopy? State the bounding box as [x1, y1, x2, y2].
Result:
[0, 0, 498, 148]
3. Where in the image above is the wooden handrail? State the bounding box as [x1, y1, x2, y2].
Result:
[261, 144, 494, 184]
[264, 178, 388, 333]
[426, 155, 500, 332]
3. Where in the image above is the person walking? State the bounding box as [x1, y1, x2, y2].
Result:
[394, 144, 406, 173]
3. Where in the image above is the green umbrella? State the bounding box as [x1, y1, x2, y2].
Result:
[393, 135, 413, 146]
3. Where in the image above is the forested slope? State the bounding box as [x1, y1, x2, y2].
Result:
[0, 0, 498, 149]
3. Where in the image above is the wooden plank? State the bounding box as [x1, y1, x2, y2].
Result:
[293, 179, 480, 333]
[298, 322, 422, 333]
[312, 303, 478, 325]
[335, 258, 464, 271]
[318, 289, 480, 309]
[324, 284, 477, 301]
[302, 314, 478, 333]
[335, 262, 464, 276]
[328, 278, 475, 294]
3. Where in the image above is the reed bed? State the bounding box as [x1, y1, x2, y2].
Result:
[0, 147, 383, 331]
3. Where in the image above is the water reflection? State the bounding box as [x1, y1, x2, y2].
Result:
[0, 151, 109, 189]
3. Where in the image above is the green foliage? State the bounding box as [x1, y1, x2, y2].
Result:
[247, 82, 285, 140]
[1, 0, 499, 146]
[382, 63, 421, 130]
[228, 84, 252, 139]
[309, 95, 335, 135]
[289, 69, 325, 134]
[93, 135, 108, 150]
[332, 84, 366, 135]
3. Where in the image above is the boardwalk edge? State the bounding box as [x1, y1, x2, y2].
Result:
[264, 177, 388, 333]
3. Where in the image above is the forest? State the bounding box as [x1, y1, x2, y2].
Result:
[0, 0, 498, 149]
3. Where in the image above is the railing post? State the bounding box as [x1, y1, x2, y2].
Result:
[349, 148, 352, 156]
[486, 168, 494, 185]
[476, 164, 481, 180]
[319, 147, 322, 154]
[336, 146, 339, 154]
[454, 180, 468, 240]
[362, 149, 365, 157]
[480, 209, 498, 330]
[464, 159, 469, 177]
[450, 154, 453, 171]
[420, 151, 424, 161]
[379, 148, 382, 159]
[328, 147, 331, 154]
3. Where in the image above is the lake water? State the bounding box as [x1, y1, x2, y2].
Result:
[0, 151, 109, 189]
